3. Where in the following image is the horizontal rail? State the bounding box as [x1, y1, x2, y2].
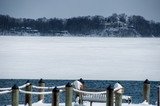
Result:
[0, 83, 30, 91]
[0, 90, 12, 94]
[32, 85, 65, 89]
[19, 89, 52, 95]
[73, 88, 106, 94]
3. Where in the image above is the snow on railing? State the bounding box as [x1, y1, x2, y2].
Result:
[19, 83, 31, 89]
[0, 83, 30, 91]
[19, 88, 64, 95]
[0, 87, 11, 91]
[0, 81, 66, 97]
[0, 90, 12, 94]
[73, 88, 106, 94]
[19, 89, 52, 95]
[32, 84, 65, 89]
[0, 83, 30, 96]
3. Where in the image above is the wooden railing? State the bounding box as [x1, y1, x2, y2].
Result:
[0, 79, 155, 106]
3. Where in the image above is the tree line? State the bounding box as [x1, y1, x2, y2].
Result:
[0, 14, 160, 37]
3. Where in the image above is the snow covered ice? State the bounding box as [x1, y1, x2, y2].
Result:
[0, 36, 160, 80]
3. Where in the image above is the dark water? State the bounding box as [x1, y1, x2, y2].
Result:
[0, 79, 159, 106]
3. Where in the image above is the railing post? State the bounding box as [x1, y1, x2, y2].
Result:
[114, 83, 124, 106]
[115, 88, 123, 106]
[158, 86, 160, 106]
[143, 79, 150, 103]
[90, 101, 93, 106]
[106, 85, 114, 106]
[38, 78, 45, 101]
[25, 81, 32, 106]
[65, 82, 73, 106]
[79, 92, 83, 105]
[12, 84, 19, 106]
[52, 87, 59, 106]
[79, 78, 84, 105]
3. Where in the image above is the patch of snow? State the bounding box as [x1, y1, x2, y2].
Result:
[114, 83, 123, 91]
[11, 101, 155, 106]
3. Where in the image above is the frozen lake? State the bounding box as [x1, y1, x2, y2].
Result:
[0, 36, 160, 81]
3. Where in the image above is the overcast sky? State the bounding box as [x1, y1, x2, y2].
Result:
[0, 0, 160, 22]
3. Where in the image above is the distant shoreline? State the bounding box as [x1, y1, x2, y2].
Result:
[0, 34, 159, 38]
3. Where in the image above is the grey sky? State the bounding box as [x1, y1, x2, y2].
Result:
[0, 0, 160, 22]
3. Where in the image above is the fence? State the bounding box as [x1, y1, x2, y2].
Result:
[0, 79, 155, 106]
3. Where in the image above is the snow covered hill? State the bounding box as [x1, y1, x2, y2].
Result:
[0, 14, 160, 37]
